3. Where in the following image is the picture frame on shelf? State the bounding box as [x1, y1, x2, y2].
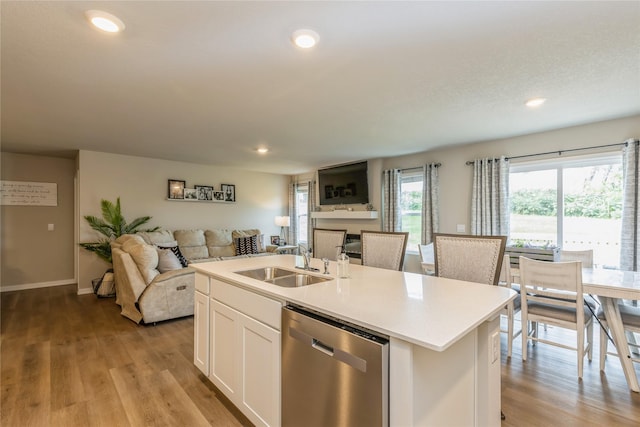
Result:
[184, 188, 197, 200]
[195, 185, 213, 201]
[168, 179, 186, 199]
[213, 191, 225, 201]
[270, 235, 280, 245]
[221, 184, 235, 202]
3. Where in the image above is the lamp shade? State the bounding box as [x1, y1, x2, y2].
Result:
[275, 216, 290, 227]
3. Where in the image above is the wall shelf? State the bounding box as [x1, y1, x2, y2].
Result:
[311, 211, 378, 220]
[165, 198, 234, 204]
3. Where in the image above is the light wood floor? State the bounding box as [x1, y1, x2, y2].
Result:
[2, 285, 639, 426]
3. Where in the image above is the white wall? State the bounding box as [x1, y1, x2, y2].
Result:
[78, 150, 289, 293]
[1, 153, 76, 289]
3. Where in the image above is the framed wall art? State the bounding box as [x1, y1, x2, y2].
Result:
[221, 184, 235, 202]
[168, 179, 186, 199]
[184, 188, 198, 200]
[195, 185, 214, 201]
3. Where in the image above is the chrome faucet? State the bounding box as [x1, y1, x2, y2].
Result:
[297, 244, 318, 271]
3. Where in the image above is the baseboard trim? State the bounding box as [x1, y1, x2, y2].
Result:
[1, 279, 76, 293]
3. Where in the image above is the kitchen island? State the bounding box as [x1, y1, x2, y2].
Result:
[191, 254, 516, 427]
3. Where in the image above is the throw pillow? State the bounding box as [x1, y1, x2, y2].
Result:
[157, 244, 189, 267]
[157, 248, 182, 273]
[235, 235, 259, 255]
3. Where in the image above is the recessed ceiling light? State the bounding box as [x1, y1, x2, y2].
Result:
[257, 147, 269, 154]
[291, 29, 319, 49]
[85, 10, 125, 33]
[525, 97, 547, 108]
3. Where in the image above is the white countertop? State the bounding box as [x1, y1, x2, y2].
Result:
[191, 255, 516, 352]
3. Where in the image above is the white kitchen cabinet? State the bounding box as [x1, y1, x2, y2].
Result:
[194, 273, 210, 375]
[208, 278, 282, 427]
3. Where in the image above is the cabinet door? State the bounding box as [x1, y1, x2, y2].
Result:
[193, 291, 209, 375]
[240, 314, 281, 427]
[210, 300, 240, 400]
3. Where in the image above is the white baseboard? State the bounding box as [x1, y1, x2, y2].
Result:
[1, 279, 76, 293]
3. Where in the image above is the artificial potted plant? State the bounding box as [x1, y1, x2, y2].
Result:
[80, 197, 159, 295]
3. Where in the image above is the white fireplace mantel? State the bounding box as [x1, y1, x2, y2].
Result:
[311, 211, 378, 220]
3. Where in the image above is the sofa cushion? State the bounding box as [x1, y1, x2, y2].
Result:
[174, 229, 209, 260]
[157, 247, 183, 273]
[235, 235, 259, 255]
[205, 229, 235, 257]
[232, 229, 265, 252]
[137, 230, 175, 246]
[123, 240, 159, 284]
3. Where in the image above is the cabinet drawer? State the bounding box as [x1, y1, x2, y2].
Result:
[211, 278, 282, 330]
[195, 273, 210, 295]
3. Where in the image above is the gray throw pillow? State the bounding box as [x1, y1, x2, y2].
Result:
[157, 248, 183, 273]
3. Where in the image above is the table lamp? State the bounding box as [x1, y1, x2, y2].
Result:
[275, 216, 290, 245]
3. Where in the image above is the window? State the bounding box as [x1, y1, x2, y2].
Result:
[400, 171, 423, 252]
[295, 183, 308, 245]
[509, 153, 622, 268]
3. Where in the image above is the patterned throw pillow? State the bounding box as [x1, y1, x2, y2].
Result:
[157, 244, 189, 267]
[235, 235, 259, 255]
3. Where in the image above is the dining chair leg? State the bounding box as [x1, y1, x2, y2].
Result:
[522, 320, 528, 361]
[507, 303, 514, 358]
[578, 325, 585, 379]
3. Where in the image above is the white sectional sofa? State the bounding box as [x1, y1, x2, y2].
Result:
[111, 228, 274, 324]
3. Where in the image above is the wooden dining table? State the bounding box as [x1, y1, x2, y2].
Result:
[510, 266, 640, 392]
[581, 268, 640, 392]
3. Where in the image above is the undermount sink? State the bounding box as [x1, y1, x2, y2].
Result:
[234, 267, 331, 288]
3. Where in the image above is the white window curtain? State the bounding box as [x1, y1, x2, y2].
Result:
[422, 163, 439, 244]
[620, 139, 640, 271]
[287, 181, 298, 246]
[471, 156, 509, 236]
[382, 168, 401, 232]
[307, 180, 317, 248]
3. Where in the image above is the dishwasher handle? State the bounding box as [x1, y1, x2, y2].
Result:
[288, 325, 368, 373]
[312, 338, 334, 356]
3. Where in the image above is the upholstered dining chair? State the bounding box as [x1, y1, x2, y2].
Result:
[433, 233, 507, 286]
[518, 256, 594, 378]
[361, 230, 409, 271]
[418, 243, 435, 275]
[597, 303, 640, 372]
[312, 228, 347, 260]
[560, 249, 594, 268]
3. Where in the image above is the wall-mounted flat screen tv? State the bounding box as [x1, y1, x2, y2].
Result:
[318, 161, 369, 206]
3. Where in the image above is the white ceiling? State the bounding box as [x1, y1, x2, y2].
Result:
[2, 1, 639, 174]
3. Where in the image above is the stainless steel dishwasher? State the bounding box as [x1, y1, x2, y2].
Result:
[281, 305, 389, 427]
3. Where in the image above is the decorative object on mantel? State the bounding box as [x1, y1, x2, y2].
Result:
[168, 179, 185, 199]
[366, 203, 374, 211]
[80, 197, 159, 264]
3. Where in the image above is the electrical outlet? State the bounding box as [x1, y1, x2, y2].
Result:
[48, 223, 54, 231]
[491, 331, 500, 363]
